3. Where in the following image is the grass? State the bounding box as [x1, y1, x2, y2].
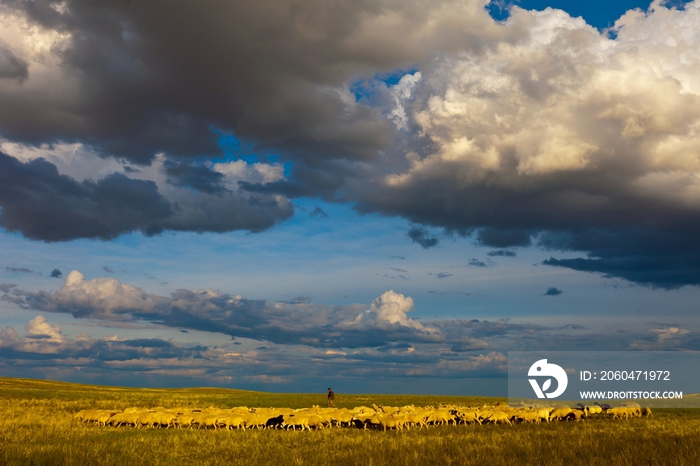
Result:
[1, 377, 699, 465]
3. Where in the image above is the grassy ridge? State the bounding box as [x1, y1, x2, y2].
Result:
[1, 377, 699, 466]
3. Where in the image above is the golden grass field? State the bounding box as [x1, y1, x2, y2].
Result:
[1, 377, 699, 466]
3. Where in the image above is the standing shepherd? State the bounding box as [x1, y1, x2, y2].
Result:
[327, 387, 335, 407]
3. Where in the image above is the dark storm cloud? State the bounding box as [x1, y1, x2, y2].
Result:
[50, 269, 62, 278]
[0, 0, 516, 248]
[366, 168, 700, 288]
[407, 226, 439, 249]
[0, 283, 16, 292]
[477, 228, 532, 248]
[0, 152, 294, 240]
[163, 160, 225, 195]
[539, 228, 700, 290]
[2, 1, 700, 291]
[0, 42, 28, 81]
[0, 0, 498, 164]
[0, 152, 172, 241]
[544, 287, 563, 296]
[343, 5, 700, 289]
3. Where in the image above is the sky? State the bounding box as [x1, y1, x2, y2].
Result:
[1, 0, 700, 395]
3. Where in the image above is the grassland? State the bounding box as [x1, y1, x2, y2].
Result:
[1, 377, 699, 466]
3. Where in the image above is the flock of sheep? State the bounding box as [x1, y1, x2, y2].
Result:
[73, 401, 652, 431]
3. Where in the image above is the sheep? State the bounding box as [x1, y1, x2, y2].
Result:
[594, 402, 611, 410]
[244, 412, 275, 430]
[512, 411, 540, 424]
[330, 409, 355, 427]
[401, 412, 428, 430]
[549, 408, 573, 421]
[380, 406, 401, 416]
[379, 416, 404, 431]
[190, 412, 219, 429]
[426, 409, 454, 426]
[175, 415, 195, 428]
[456, 410, 480, 425]
[95, 411, 118, 427]
[536, 409, 551, 422]
[151, 412, 177, 428]
[76, 410, 119, 426]
[83, 400, 657, 432]
[111, 412, 142, 428]
[138, 412, 161, 428]
[221, 415, 247, 430]
[485, 411, 512, 425]
[476, 410, 493, 423]
[360, 415, 383, 430]
[283, 414, 311, 431]
[585, 405, 603, 416]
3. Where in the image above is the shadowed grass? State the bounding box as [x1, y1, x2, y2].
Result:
[1, 377, 699, 465]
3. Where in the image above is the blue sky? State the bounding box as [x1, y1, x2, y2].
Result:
[1, 0, 700, 395]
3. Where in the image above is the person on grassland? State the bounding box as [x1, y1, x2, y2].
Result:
[327, 387, 335, 407]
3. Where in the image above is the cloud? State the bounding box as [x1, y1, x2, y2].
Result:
[430, 272, 453, 279]
[1, 1, 700, 289]
[353, 3, 700, 288]
[310, 207, 328, 218]
[469, 258, 496, 267]
[450, 336, 490, 352]
[407, 226, 439, 249]
[0, 41, 28, 82]
[163, 160, 225, 195]
[50, 269, 62, 278]
[0, 152, 172, 241]
[102, 266, 115, 274]
[540, 227, 700, 289]
[8, 271, 443, 349]
[544, 287, 563, 296]
[1, 312, 698, 388]
[0, 283, 16, 292]
[487, 250, 516, 257]
[627, 326, 700, 351]
[25, 316, 65, 343]
[0, 316, 218, 368]
[5, 267, 37, 275]
[427, 290, 472, 296]
[339, 290, 439, 334]
[0, 151, 294, 240]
